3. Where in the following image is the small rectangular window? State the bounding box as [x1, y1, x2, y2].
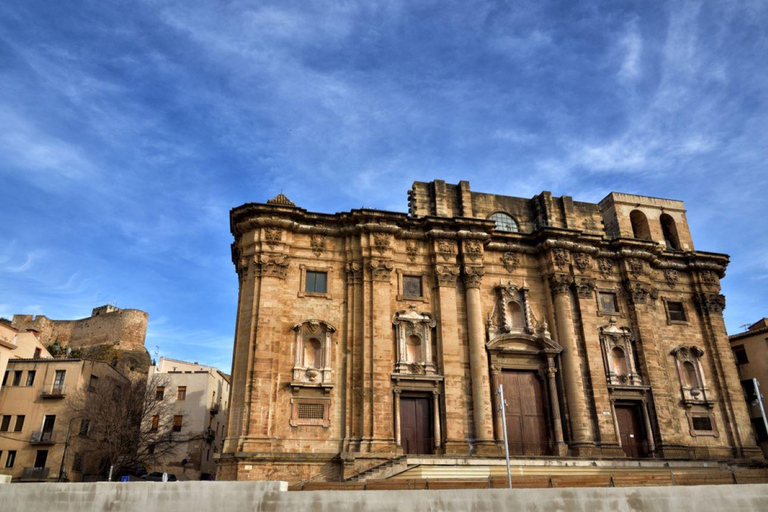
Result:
[0, 416, 10, 432]
[177, 386, 187, 400]
[26, 371, 36, 387]
[88, 375, 99, 392]
[53, 370, 66, 389]
[599, 292, 619, 314]
[33, 348, 41, 358]
[79, 419, 91, 437]
[692, 416, 713, 431]
[73, 452, 84, 472]
[14, 415, 24, 432]
[12, 371, 22, 386]
[150, 415, 159, 432]
[156, 386, 165, 400]
[667, 301, 687, 322]
[733, 345, 749, 365]
[305, 271, 328, 294]
[172, 415, 183, 432]
[5, 450, 16, 468]
[402, 276, 423, 298]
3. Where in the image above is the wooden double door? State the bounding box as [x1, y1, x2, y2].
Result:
[400, 396, 433, 454]
[615, 405, 647, 458]
[501, 371, 551, 456]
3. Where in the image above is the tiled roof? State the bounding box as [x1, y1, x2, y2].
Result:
[266, 193, 296, 206]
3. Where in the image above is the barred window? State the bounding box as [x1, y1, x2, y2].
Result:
[297, 403, 325, 420]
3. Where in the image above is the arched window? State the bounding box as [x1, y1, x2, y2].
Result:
[489, 212, 519, 233]
[682, 361, 699, 388]
[406, 335, 422, 363]
[630, 210, 651, 240]
[303, 338, 322, 369]
[612, 347, 628, 376]
[660, 214, 681, 250]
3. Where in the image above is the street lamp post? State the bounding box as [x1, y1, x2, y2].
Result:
[497, 384, 512, 489]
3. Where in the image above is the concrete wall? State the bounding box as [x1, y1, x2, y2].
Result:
[2, 482, 768, 512]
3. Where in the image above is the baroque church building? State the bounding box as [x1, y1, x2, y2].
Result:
[218, 180, 762, 482]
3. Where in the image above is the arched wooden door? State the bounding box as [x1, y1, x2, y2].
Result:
[501, 371, 550, 455]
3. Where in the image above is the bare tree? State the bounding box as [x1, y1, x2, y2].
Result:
[67, 374, 200, 480]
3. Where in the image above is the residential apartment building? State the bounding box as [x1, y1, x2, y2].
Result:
[0, 321, 51, 393]
[730, 318, 768, 456]
[0, 358, 128, 482]
[148, 357, 230, 480]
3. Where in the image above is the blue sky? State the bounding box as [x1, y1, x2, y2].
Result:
[1, 1, 767, 372]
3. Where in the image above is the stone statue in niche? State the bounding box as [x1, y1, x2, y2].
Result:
[291, 319, 335, 387]
[486, 280, 534, 341]
[392, 306, 436, 375]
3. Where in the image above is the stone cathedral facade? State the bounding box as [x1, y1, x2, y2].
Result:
[218, 180, 762, 482]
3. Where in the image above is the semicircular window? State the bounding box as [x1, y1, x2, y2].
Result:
[489, 212, 519, 233]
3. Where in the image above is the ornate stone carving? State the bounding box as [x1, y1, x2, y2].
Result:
[671, 345, 713, 407]
[548, 273, 572, 296]
[701, 271, 718, 287]
[465, 240, 482, 261]
[437, 239, 455, 261]
[345, 261, 363, 283]
[434, 265, 460, 287]
[664, 268, 679, 288]
[573, 277, 596, 299]
[573, 252, 591, 273]
[291, 319, 335, 387]
[264, 227, 282, 248]
[462, 266, 485, 288]
[487, 281, 533, 341]
[258, 253, 289, 279]
[627, 258, 644, 278]
[553, 249, 569, 270]
[695, 293, 726, 313]
[624, 281, 657, 304]
[597, 258, 614, 275]
[501, 252, 520, 273]
[310, 234, 326, 257]
[393, 307, 437, 375]
[600, 317, 642, 386]
[405, 240, 418, 262]
[369, 259, 394, 281]
[373, 233, 390, 254]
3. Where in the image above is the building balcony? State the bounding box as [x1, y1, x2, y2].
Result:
[204, 427, 216, 443]
[41, 384, 66, 398]
[30, 430, 56, 445]
[210, 403, 220, 415]
[19, 467, 50, 481]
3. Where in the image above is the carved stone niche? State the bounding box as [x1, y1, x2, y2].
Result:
[670, 345, 714, 408]
[291, 319, 336, 393]
[393, 307, 437, 376]
[487, 280, 533, 341]
[600, 318, 642, 386]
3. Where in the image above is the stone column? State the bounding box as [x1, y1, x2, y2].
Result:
[641, 399, 656, 455]
[433, 261, 470, 454]
[368, 256, 395, 449]
[548, 273, 594, 454]
[433, 391, 442, 451]
[463, 265, 495, 449]
[394, 389, 402, 448]
[547, 365, 568, 456]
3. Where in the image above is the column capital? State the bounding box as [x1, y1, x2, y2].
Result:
[369, 258, 394, 281]
[434, 264, 460, 287]
[257, 253, 290, 279]
[548, 273, 572, 296]
[462, 265, 485, 288]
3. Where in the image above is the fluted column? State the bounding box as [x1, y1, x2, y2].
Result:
[463, 265, 495, 447]
[548, 273, 594, 453]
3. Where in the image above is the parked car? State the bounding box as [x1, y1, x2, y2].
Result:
[141, 472, 177, 482]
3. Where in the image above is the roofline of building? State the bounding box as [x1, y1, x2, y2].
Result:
[729, 326, 768, 342]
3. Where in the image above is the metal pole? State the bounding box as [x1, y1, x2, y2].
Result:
[108, 465, 113, 482]
[497, 384, 512, 489]
[753, 378, 768, 440]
